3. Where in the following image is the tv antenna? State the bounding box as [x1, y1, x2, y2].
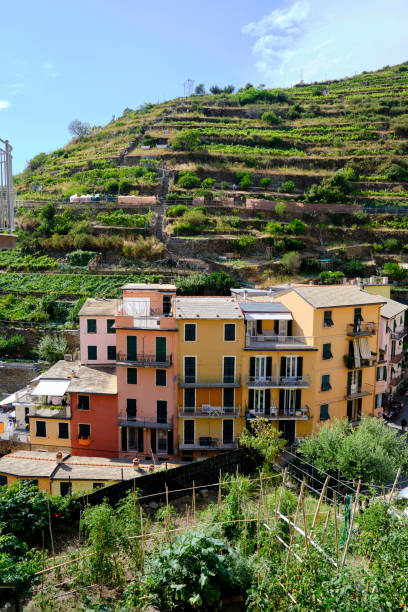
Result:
[0, 139, 14, 231]
[183, 79, 195, 97]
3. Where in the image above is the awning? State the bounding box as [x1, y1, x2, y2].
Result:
[32, 379, 70, 397]
[0, 392, 17, 406]
[245, 313, 293, 321]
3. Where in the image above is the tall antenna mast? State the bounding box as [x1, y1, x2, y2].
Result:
[183, 79, 195, 97]
[0, 139, 14, 231]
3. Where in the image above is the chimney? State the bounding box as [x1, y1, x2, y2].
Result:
[56, 451, 63, 464]
[369, 276, 375, 285]
[356, 277, 361, 286]
[243, 289, 248, 299]
[382, 276, 388, 285]
[133, 457, 139, 470]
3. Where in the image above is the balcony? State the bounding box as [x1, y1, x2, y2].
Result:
[246, 375, 310, 388]
[390, 353, 403, 364]
[248, 406, 310, 420]
[343, 355, 376, 369]
[346, 322, 376, 337]
[245, 334, 314, 350]
[179, 375, 241, 388]
[179, 437, 239, 451]
[116, 352, 172, 367]
[390, 374, 403, 388]
[178, 405, 241, 418]
[390, 327, 408, 340]
[345, 383, 373, 399]
[28, 404, 71, 419]
[119, 415, 173, 430]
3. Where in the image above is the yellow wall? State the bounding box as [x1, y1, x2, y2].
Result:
[29, 418, 71, 448]
[50, 479, 116, 496]
[0, 474, 51, 494]
[363, 285, 391, 299]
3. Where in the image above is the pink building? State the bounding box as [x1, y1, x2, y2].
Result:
[79, 298, 119, 367]
[375, 297, 407, 416]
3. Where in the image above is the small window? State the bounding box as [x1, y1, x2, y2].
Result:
[375, 393, 383, 409]
[323, 311, 333, 327]
[78, 395, 90, 411]
[224, 323, 236, 342]
[184, 323, 196, 342]
[88, 346, 97, 360]
[107, 345, 116, 360]
[320, 404, 330, 421]
[126, 399, 137, 420]
[87, 319, 97, 334]
[36, 421, 46, 437]
[156, 369, 166, 386]
[322, 343, 333, 360]
[157, 400, 167, 424]
[79, 423, 90, 439]
[321, 374, 331, 391]
[127, 368, 138, 384]
[107, 319, 115, 334]
[60, 482, 71, 496]
[93, 483, 104, 489]
[0, 475, 7, 486]
[58, 422, 69, 439]
[223, 356, 235, 383]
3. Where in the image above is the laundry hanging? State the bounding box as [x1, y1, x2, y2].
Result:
[359, 337, 372, 360]
[353, 339, 361, 368]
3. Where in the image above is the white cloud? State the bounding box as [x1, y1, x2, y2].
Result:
[42, 61, 57, 79]
[0, 101, 10, 110]
[7, 83, 25, 95]
[243, 1, 310, 37]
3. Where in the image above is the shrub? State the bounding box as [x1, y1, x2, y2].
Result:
[319, 270, 345, 284]
[170, 129, 200, 151]
[278, 180, 295, 193]
[232, 234, 257, 254]
[105, 179, 119, 194]
[167, 204, 188, 217]
[305, 169, 354, 203]
[265, 220, 283, 235]
[122, 237, 165, 261]
[275, 202, 287, 217]
[384, 238, 399, 252]
[0, 334, 26, 357]
[201, 177, 216, 188]
[391, 114, 408, 137]
[173, 209, 207, 235]
[236, 171, 253, 189]
[229, 216, 243, 228]
[220, 181, 229, 190]
[285, 218, 306, 235]
[261, 110, 280, 125]
[37, 335, 68, 362]
[177, 171, 201, 189]
[382, 163, 408, 181]
[68, 250, 95, 266]
[175, 272, 238, 295]
[281, 251, 301, 274]
[372, 242, 383, 252]
[259, 177, 271, 188]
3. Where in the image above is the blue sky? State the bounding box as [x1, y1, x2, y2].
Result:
[1, 0, 408, 173]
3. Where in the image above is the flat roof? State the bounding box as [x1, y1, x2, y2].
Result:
[121, 283, 176, 291]
[175, 297, 244, 319]
[38, 361, 117, 395]
[289, 286, 387, 309]
[78, 298, 119, 317]
[240, 302, 291, 313]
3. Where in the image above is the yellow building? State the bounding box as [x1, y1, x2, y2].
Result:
[175, 297, 246, 460]
[274, 286, 385, 434]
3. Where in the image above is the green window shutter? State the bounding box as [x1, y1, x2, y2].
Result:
[107, 346, 116, 360]
[249, 357, 255, 377]
[127, 368, 138, 384]
[248, 389, 254, 410]
[280, 357, 287, 377]
[321, 374, 331, 391]
[347, 400, 353, 421]
[376, 367, 381, 382]
[156, 369, 166, 386]
[357, 398, 362, 420]
[156, 337, 166, 362]
[279, 389, 285, 410]
[266, 357, 272, 377]
[274, 320, 279, 334]
[265, 389, 271, 411]
[383, 366, 387, 380]
[87, 319, 96, 334]
[127, 336, 137, 361]
[357, 370, 362, 391]
[297, 356, 303, 376]
[287, 320, 293, 336]
[295, 389, 301, 410]
[320, 404, 329, 421]
[107, 319, 115, 334]
[87, 346, 97, 360]
[323, 343, 332, 359]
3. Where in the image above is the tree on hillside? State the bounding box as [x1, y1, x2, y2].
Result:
[68, 120, 92, 138]
[209, 85, 222, 94]
[223, 85, 235, 94]
[194, 83, 205, 95]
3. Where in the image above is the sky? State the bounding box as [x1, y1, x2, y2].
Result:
[1, 0, 408, 173]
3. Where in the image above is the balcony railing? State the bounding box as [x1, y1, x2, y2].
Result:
[390, 327, 408, 340]
[179, 437, 239, 450]
[246, 375, 310, 388]
[179, 375, 241, 388]
[28, 404, 71, 418]
[390, 374, 403, 387]
[343, 355, 376, 369]
[345, 383, 373, 399]
[178, 405, 241, 417]
[248, 406, 310, 420]
[116, 352, 172, 367]
[346, 322, 376, 337]
[390, 353, 403, 364]
[119, 415, 173, 429]
[245, 334, 312, 348]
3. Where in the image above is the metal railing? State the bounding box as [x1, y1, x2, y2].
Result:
[246, 375, 310, 388]
[179, 437, 239, 450]
[178, 405, 241, 417]
[345, 383, 373, 399]
[390, 327, 408, 340]
[390, 353, 403, 364]
[119, 415, 173, 427]
[245, 334, 312, 347]
[116, 352, 172, 367]
[346, 322, 376, 336]
[248, 406, 310, 419]
[343, 355, 376, 369]
[179, 375, 241, 387]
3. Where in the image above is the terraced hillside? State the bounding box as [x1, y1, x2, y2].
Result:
[12, 61, 408, 288]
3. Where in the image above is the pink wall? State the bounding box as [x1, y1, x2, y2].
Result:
[80, 315, 117, 365]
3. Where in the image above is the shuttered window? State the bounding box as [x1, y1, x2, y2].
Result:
[320, 404, 330, 421]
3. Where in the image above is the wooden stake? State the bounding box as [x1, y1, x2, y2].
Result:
[47, 496, 55, 559]
[285, 481, 303, 569]
[276, 468, 287, 515]
[218, 469, 222, 510]
[192, 481, 196, 520]
[301, 488, 309, 553]
[165, 485, 169, 541]
[321, 509, 331, 546]
[257, 496, 261, 585]
[140, 507, 145, 574]
[382, 485, 386, 501]
[310, 475, 329, 537]
[341, 480, 361, 567]
[333, 492, 339, 564]
[389, 468, 401, 503]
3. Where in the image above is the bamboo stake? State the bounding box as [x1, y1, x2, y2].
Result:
[310, 475, 329, 537]
[382, 485, 386, 501]
[165, 485, 169, 541]
[389, 468, 401, 503]
[341, 479, 361, 567]
[276, 468, 287, 515]
[140, 506, 144, 574]
[321, 509, 331, 546]
[47, 496, 55, 559]
[301, 487, 309, 553]
[285, 481, 303, 569]
[218, 469, 222, 510]
[263, 523, 303, 563]
[333, 492, 339, 564]
[257, 496, 261, 586]
[192, 481, 196, 521]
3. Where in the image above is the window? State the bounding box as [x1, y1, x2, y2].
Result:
[184, 420, 194, 445]
[156, 337, 166, 362]
[93, 483, 104, 489]
[58, 422, 69, 439]
[223, 420, 234, 444]
[157, 401, 167, 424]
[156, 369, 166, 386]
[157, 430, 168, 453]
[321, 374, 331, 391]
[354, 308, 363, 324]
[224, 323, 236, 342]
[126, 399, 137, 420]
[163, 294, 172, 315]
[78, 395, 90, 411]
[223, 388, 234, 411]
[36, 421, 46, 437]
[223, 356, 235, 383]
[107, 346, 116, 360]
[347, 398, 362, 422]
[375, 393, 383, 409]
[184, 388, 195, 410]
[320, 404, 330, 421]
[323, 311, 333, 327]
[184, 356, 196, 383]
[60, 482, 71, 496]
[126, 336, 137, 361]
[377, 366, 386, 382]
[0, 475, 7, 486]
[87, 346, 97, 360]
[87, 319, 96, 334]
[78, 423, 90, 439]
[322, 343, 333, 360]
[107, 319, 115, 334]
[184, 323, 196, 342]
[127, 368, 138, 384]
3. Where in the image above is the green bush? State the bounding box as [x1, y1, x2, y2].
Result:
[232, 234, 257, 254]
[236, 171, 253, 189]
[281, 251, 301, 273]
[261, 110, 280, 125]
[382, 163, 408, 181]
[318, 270, 345, 284]
[259, 177, 271, 188]
[373, 242, 383, 252]
[384, 238, 399, 252]
[201, 178, 216, 188]
[278, 180, 295, 193]
[173, 209, 207, 235]
[265, 221, 283, 235]
[285, 218, 306, 235]
[175, 272, 238, 295]
[171, 129, 201, 151]
[0, 334, 26, 357]
[68, 250, 95, 266]
[220, 181, 229, 190]
[275, 202, 287, 217]
[177, 171, 201, 189]
[105, 179, 119, 194]
[381, 262, 405, 280]
[167, 204, 188, 217]
[37, 335, 68, 362]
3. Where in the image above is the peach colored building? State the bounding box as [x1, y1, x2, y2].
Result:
[79, 299, 119, 366]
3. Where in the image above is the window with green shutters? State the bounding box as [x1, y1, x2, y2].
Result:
[156, 369, 166, 386]
[127, 368, 138, 385]
[87, 346, 97, 360]
[223, 357, 235, 383]
[127, 336, 137, 361]
[107, 346, 116, 360]
[321, 374, 331, 391]
[107, 319, 115, 334]
[322, 343, 333, 360]
[184, 323, 196, 342]
[87, 319, 96, 334]
[323, 311, 333, 327]
[156, 337, 166, 362]
[320, 404, 330, 421]
[224, 324, 236, 342]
